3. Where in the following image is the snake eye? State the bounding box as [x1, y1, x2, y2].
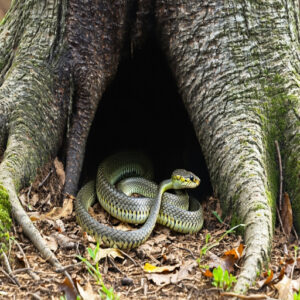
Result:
[190, 176, 194, 181]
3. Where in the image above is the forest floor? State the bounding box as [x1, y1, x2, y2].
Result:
[0, 158, 299, 300]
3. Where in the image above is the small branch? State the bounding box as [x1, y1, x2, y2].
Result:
[276, 206, 286, 236]
[55, 262, 83, 273]
[275, 140, 283, 210]
[0, 267, 20, 287]
[15, 240, 40, 280]
[220, 291, 268, 299]
[38, 168, 53, 188]
[108, 257, 125, 275]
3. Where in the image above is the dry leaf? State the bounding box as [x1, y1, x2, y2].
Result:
[207, 244, 244, 274]
[52, 233, 77, 250]
[76, 281, 99, 300]
[281, 193, 293, 237]
[144, 262, 180, 273]
[59, 277, 78, 300]
[30, 193, 39, 206]
[54, 158, 65, 186]
[94, 248, 124, 263]
[44, 235, 58, 252]
[43, 197, 73, 220]
[203, 269, 213, 278]
[262, 270, 274, 286]
[146, 261, 197, 285]
[274, 275, 300, 300]
[114, 223, 133, 231]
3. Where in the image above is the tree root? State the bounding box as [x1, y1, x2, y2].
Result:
[0, 177, 60, 268]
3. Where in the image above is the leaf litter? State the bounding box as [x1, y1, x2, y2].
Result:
[0, 158, 299, 299]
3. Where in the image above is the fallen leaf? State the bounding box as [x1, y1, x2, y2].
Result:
[30, 193, 39, 206]
[44, 235, 58, 252]
[54, 158, 65, 186]
[52, 233, 77, 250]
[76, 281, 99, 300]
[43, 197, 73, 220]
[144, 262, 180, 273]
[94, 248, 124, 263]
[202, 269, 213, 278]
[281, 193, 293, 237]
[207, 244, 244, 274]
[146, 261, 197, 285]
[59, 277, 78, 300]
[114, 223, 133, 231]
[274, 275, 300, 300]
[262, 269, 274, 286]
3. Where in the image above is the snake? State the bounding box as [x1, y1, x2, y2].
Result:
[75, 151, 203, 249]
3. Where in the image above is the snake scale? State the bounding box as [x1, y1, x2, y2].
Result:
[75, 151, 203, 249]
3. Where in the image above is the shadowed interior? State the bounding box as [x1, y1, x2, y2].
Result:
[83, 37, 212, 200]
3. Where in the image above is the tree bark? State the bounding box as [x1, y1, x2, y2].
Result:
[155, 0, 300, 292]
[0, 0, 299, 294]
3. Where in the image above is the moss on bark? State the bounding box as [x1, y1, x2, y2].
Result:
[0, 185, 11, 230]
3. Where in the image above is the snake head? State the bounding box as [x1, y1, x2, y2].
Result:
[171, 169, 200, 189]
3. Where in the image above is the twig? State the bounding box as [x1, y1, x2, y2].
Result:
[55, 262, 83, 273]
[220, 291, 268, 299]
[293, 226, 299, 240]
[275, 140, 283, 210]
[108, 257, 125, 275]
[1, 251, 12, 274]
[276, 206, 286, 236]
[177, 247, 196, 259]
[118, 249, 139, 267]
[1, 252, 20, 286]
[0, 267, 20, 287]
[28, 293, 42, 300]
[27, 183, 32, 200]
[15, 240, 40, 280]
[63, 270, 78, 294]
[38, 168, 53, 188]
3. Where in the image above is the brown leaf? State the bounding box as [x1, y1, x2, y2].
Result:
[52, 233, 77, 250]
[94, 248, 124, 263]
[202, 269, 213, 278]
[274, 275, 300, 300]
[206, 244, 244, 274]
[146, 261, 197, 285]
[262, 270, 274, 286]
[76, 281, 99, 300]
[54, 157, 65, 186]
[44, 235, 58, 252]
[59, 277, 78, 300]
[281, 193, 293, 237]
[44, 197, 73, 220]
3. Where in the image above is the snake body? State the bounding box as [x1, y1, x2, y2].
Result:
[76, 152, 203, 249]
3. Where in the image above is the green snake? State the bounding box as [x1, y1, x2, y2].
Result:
[75, 151, 203, 249]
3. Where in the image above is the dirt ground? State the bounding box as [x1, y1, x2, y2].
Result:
[0, 159, 299, 300]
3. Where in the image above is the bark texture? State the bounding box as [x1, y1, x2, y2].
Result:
[155, 0, 300, 292]
[0, 0, 299, 294]
[0, 0, 68, 266]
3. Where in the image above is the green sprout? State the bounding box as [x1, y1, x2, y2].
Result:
[77, 243, 119, 300]
[212, 266, 237, 291]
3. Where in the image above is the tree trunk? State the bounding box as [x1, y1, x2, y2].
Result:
[0, 0, 299, 293]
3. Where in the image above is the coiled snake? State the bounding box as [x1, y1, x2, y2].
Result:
[75, 151, 203, 249]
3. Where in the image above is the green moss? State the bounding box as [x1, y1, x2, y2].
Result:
[230, 213, 245, 235]
[259, 72, 299, 229]
[254, 203, 266, 211]
[0, 185, 12, 230]
[0, 185, 12, 254]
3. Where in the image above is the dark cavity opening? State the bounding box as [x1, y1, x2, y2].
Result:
[83, 38, 212, 200]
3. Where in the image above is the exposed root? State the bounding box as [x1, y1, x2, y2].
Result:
[0, 176, 61, 268]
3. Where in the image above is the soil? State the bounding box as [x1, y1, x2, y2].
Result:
[0, 159, 299, 300]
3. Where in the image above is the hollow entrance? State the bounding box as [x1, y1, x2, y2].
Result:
[84, 38, 212, 200]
